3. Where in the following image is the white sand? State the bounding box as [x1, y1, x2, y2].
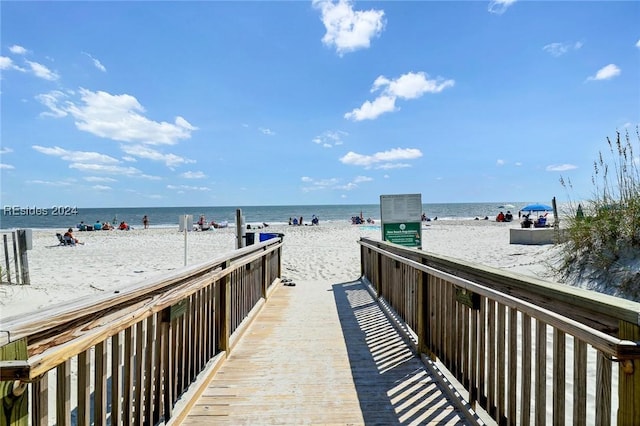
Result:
[0, 220, 561, 321]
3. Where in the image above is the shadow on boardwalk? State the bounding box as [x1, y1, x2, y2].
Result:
[181, 278, 481, 425]
[332, 280, 473, 425]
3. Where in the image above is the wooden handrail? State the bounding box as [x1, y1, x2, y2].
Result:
[358, 236, 640, 425]
[0, 239, 281, 346]
[359, 239, 640, 359]
[0, 237, 283, 424]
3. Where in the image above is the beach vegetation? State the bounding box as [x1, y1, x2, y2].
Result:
[558, 127, 640, 301]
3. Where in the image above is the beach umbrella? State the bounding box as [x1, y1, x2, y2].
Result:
[520, 203, 553, 213]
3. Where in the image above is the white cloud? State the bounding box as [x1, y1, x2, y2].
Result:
[167, 184, 211, 191]
[259, 127, 275, 136]
[488, 0, 517, 14]
[0, 147, 14, 154]
[546, 164, 578, 172]
[82, 52, 107, 72]
[313, 130, 347, 148]
[345, 95, 396, 121]
[69, 163, 144, 176]
[92, 185, 112, 191]
[300, 176, 341, 192]
[302, 174, 373, 192]
[543, 41, 583, 57]
[376, 162, 411, 170]
[340, 147, 422, 168]
[27, 179, 72, 186]
[313, 0, 385, 56]
[26, 60, 59, 80]
[84, 176, 117, 183]
[120, 144, 195, 167]
[37, 88, 197, 144]
[9, 45, 27, 55]
[374, 72, 454, 99]
[181, 171, 206, 179]
[636, 39, 640, 48]
[0, 163, 15, 170]
[497, 159, 505, 166]
[353, 175, 372, 183]
[0, 56, 24, 73]
[345, 72, 454, 121]
[36, 91, 69, 118]
[32, 145, 120, 164]
[587, 64, 621, 81]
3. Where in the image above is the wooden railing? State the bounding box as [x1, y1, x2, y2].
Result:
[1, 230, 30, 285]
[0, 237, 283, 425]
[358, 237, 640, 426]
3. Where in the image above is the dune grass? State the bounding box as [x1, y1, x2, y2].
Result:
[559, 127, 640, 301]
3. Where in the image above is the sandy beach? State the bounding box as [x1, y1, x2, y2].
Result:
[0, 220, 561, 321]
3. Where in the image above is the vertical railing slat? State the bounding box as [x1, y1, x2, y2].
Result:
[487, 299, 496, 418]
[134, 321, 144, 425]
[535, 320, 547, 426]
[573, 338, 587, 424]
[95, 341, 107, 425]
[497, 303, 506, 425]
[520, 313, 532, 425]
[77, 350, 91, 425]
[508, 307, 517, 425]
[595, 351, 612, 426]
[31, 374, 47, 426]
[56, 359, 71, 426]
[111, 331, 122, 426]
[553, 329, 566, 426]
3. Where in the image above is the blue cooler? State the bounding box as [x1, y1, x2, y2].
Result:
[259, 232, 284, 242]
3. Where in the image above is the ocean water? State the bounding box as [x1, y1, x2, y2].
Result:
[0, 202, 537, 230]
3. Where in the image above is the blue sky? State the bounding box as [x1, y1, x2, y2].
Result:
[1, 0, 638, 208]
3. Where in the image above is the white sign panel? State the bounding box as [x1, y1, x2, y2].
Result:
[380, 194, 422, 222]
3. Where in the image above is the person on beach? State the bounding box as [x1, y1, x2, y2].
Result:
[64, 228, 83, 245]
[496, 211, 505, 222]
[93, 220, 102, 231]
[119, 221, 130, 230]
[143, 215, 149, 229]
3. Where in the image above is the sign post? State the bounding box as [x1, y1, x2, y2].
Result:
[380, 193, 422, 249]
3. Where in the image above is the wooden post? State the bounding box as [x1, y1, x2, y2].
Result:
[218, 261, 231, 352]
[3, 234, 11, 284]
[16, 231, 29, 286]
[261, 254, 268, 299]
[236, 209, 244, 249]
[416, 261, 430, 356]
[618, 320, 640, 425]
[0, 339, 28, 426]
[11, 233, 19, 285]
[376, 251, 383, 297]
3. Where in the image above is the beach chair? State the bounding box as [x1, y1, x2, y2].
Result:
[56, 233, 69, 246]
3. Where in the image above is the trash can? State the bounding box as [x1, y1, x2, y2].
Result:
[245, 232, 255, 245]
[259, 232, 284, 242]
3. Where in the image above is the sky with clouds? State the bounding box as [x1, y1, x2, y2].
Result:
[1, 0, 638, 208]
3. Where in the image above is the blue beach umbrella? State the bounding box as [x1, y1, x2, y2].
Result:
[520, 203, 553, 213]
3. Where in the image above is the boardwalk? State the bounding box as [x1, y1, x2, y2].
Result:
[181, 278, 480, 425]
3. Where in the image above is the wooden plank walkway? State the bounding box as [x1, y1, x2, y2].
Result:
[181, 279, 480, 425]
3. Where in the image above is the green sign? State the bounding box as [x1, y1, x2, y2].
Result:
[382, 222, 422, 248]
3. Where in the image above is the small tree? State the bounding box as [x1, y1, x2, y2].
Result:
[559, 127, 640, 301]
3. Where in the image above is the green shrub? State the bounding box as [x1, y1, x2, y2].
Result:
[559, 127, 640, 301]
